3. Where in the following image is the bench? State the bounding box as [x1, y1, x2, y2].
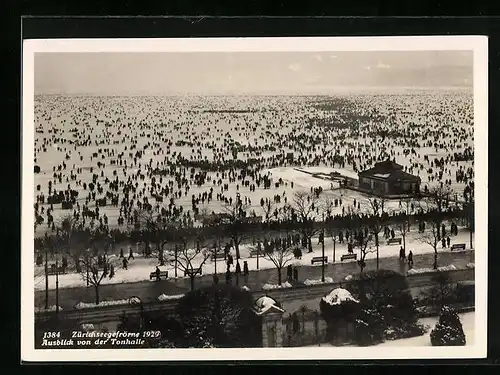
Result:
[451, 243, 466, 251]
[249, 249, 261, 258]
[184, 268, 202, 277]
[211, 253, 226, 261]
[46, 265, 66, 275]
[341, 253, 357, 261]
[149, 270, 168, 280]
[387, 238, 402, 245]
[311, 256, 328, 265]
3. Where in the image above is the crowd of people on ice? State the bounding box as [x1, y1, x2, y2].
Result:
[33, 94, 474, 275]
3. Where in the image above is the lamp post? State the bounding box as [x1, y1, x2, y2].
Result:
[129, 296, 144, 331]
[55, 230, 60, 316]
[321, 213, 325, 282]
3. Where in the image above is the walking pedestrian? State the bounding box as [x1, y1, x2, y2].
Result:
[446, 236, 451, 247]
[441, 237, 446, 248]
[399, 246, 406, 260]
[225, 265, 232, 284]
[408, 250, 413, 268]
[122, 257, 128, 270]
[128, 248, 134, 260]
[109, 263, 115, 278]
[287, 264, 293, 281]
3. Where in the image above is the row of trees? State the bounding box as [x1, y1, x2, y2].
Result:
[37, 185, 474, 306]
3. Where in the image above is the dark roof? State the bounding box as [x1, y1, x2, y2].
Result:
[359, 159, 420, 182]
[386, 169, 421, 182]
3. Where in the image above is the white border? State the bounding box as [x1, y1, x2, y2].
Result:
[21, 36, 488, 362]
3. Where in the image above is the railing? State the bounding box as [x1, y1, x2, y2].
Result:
[35, 268, 474, 324]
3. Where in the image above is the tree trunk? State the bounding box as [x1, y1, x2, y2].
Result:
[308, 236, 313, 253]
[234, 237, 241, 259]
[433, 247, 438, 270]
[158, 244, 164, 266]
[73, 255, 82, 272]
[95, 285, 100, 305]
[469, 229, 473, 250]
[190, 276, 195, 291]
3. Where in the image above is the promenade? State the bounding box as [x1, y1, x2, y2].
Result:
[35, 249, 474, 310]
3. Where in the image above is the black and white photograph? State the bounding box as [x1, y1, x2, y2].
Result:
[21, 36, 488, 361]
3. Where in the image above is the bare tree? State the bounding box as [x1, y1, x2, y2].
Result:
[292, 190, 320, 253]
[322, 197, 339, 262]
[79, 230, 114, 305]
[363, 197, 388, 270]
[136, 206, 181, 266]
[58, 214, 88, 273]
[393, 212, 410, 253]
[426, 185, 453, 241]
[168, 229, 211, 291]
[418, 219, 440, 270]
[401, 197, 414, 232]
[265, 239, 295, 285]
[354, 227, 375, 273]
[463, 183, 474, 249]
[220, 196, 250, 259]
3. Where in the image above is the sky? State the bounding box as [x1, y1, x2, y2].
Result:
[34, 51, 473, 95]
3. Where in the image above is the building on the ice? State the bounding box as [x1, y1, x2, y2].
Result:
[358, 159, 421, 196]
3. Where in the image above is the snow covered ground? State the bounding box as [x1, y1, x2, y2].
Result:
[311, 311, 475, 347]
[34, 227, 473, 291]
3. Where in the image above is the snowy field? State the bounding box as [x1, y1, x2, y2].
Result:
[34, 226, 473, 291]
[33, 92, 474, 237]
[310, 311, 475, 347]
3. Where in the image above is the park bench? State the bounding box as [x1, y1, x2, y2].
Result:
[149, 270, 168, 280]
[211, 253, 226, 261]
[46, 265, 66, 275]
[184, 268, 203, 277]
[249, 249, 261, 258]
[451, 243, 466, 251]
[341, 253, 357, 261]
[387, 237, 402, 245]
[311, 256, 328, 265]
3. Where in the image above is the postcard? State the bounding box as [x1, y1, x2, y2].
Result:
[21, 35, 488, 361]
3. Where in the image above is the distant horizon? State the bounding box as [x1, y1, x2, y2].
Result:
[35, 51, 473, 96]
[34, 85, 473, 98]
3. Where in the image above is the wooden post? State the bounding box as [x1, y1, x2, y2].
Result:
[44, 249, 49, 310]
